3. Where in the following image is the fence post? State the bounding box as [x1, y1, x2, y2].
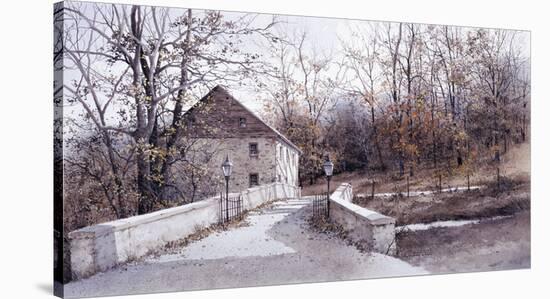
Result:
[326, 177, 331, 218]
[497, 167, 500, 192]
[312, 196, 315, 217]
[439, 174, 442, 193]
[407, 176, 410, 198]
[371, 180, 375, 200]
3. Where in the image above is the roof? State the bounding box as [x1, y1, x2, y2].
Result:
[185, 85, 303, 155]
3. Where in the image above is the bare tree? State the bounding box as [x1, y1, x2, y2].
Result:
[60, 2, 276, 215]
[261, 30, 345, 184]
[341, 23, 386, 170]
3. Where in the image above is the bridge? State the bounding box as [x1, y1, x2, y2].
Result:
[65, 183, 427, 298]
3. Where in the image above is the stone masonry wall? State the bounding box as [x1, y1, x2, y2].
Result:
[181, 136, 280, 193]
[329, 183, 396, 254]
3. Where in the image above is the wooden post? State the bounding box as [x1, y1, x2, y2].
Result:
[407, 176, 410, 198]
[439, 174, 442, 193]
[497, 167, 500, 191]
[326, 176, 331, 218]
[467, 173, 470, 191]
[371, 180, 375, 200]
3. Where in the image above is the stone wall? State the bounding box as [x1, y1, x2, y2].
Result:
[188, 137, 302, 194]
[190, 137, 279, 193]
[329, 183, 396, 254]
[69, 182, 300, 280]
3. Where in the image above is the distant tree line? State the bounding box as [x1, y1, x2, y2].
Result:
[260, 23, 530, 185]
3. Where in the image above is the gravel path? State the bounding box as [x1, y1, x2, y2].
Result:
[65, 198, 427, 298]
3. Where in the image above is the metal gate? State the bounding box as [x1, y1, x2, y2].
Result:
[312, 194, 328, 219]
[219, 193, 244, 224]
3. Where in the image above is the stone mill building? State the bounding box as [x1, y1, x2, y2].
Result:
[183, 85, 302, 193]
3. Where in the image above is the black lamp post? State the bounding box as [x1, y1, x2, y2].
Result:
[323, 157, 334, 218]
[221, 155, 233, 222]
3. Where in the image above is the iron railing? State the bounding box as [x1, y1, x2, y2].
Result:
[312, 194, 328, 219]
[219, 193, 244, 224]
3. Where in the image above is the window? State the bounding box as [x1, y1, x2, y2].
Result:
[249, 173, 259, 187]
[249, 143, 258, 157]
[187, 116, 196, 129]
[239, 117, 247, 128]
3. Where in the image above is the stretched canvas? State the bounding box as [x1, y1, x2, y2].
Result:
[53, 1, 531, 298]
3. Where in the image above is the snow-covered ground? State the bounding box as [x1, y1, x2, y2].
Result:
[357, 185, 482, 198]
[147, 199, 306, 262]
[65, 198, 427, 298]
[397, 215, 513, 232]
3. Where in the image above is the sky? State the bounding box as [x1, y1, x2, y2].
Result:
[214, 11, 358, 113]
[208, 8, 530, 114]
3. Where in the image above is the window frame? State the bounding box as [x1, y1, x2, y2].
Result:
[249, 142, 259, 157]
[239, 117, 247, 128]
[187, 116, 196, 129]
[249, 173, 259, 187]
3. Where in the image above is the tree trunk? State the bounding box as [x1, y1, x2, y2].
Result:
[371, 106, 385, 170]
[101, 131, 127, 218]
[157, 9, 193, 201]
[137, 149, 153, 214]
[130, 5, 155, 215]
[521, 114, 526, 142]
[497, 167, 500, 192]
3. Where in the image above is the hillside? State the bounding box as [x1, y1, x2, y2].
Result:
[302, 142, 530, 196]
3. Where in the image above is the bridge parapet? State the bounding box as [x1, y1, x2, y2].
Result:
[69, 182, 300, 280]
[329, 183, 396, 254]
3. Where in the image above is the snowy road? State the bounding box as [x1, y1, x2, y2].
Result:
[65, 198, 427, 298]
[147, 199, 306, 262]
